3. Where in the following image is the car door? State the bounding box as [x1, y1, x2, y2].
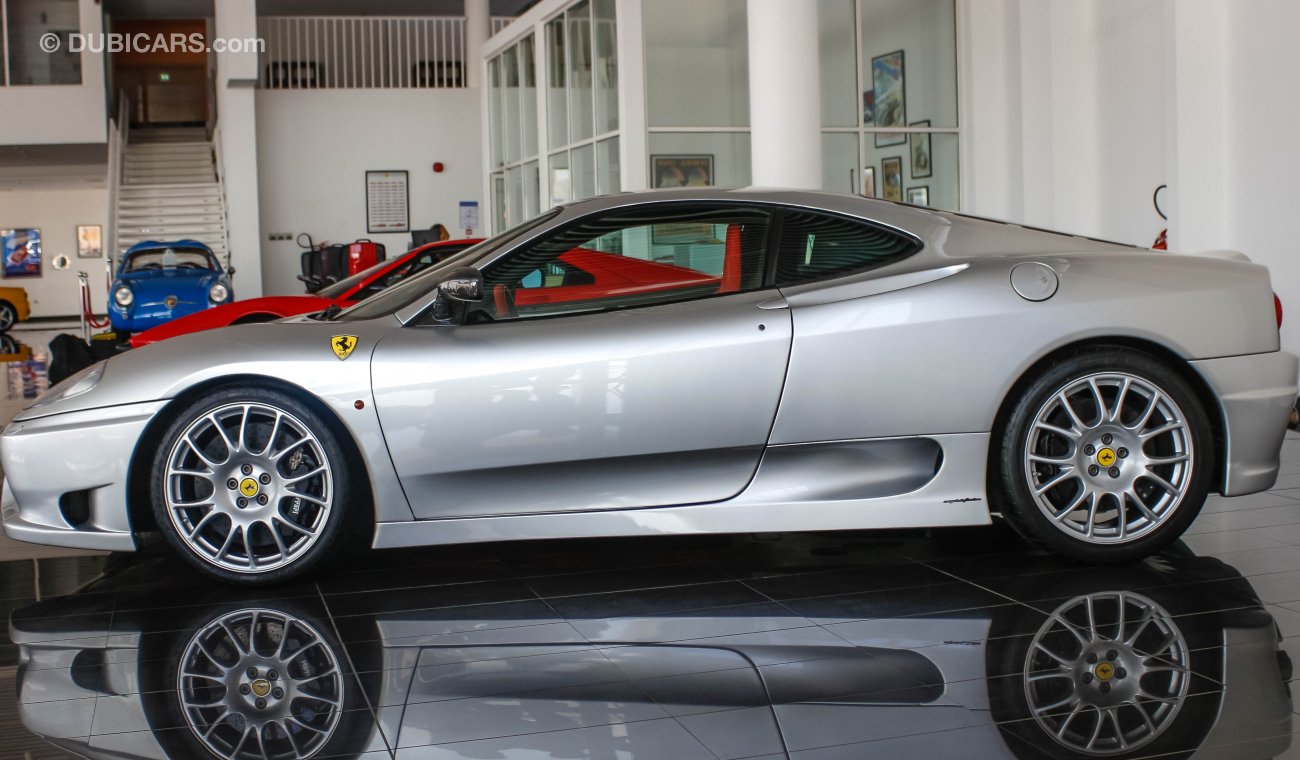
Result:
[371, 203, 792, 519]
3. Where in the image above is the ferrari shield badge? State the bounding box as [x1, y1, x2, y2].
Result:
[331, 335, 358, 361]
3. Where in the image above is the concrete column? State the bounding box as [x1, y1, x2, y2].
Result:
[465, 0, 491, 89]
[746, 0, 821, 189]
[616, 0, 647, 191]
[214, 0, 263, 297]
[1166, 0, 1230, 253]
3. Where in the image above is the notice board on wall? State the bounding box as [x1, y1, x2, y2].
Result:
[365, 170, 410, 233]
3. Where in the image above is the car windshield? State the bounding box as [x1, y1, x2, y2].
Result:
[331, 210, 561, 322]
[316, 242, 473, 299]
[124, 247, 216, 272]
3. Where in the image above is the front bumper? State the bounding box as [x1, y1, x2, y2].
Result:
[1190, 350, 1299, 496]
[1, 400, 166, 552]
[110, 300, 209, 334]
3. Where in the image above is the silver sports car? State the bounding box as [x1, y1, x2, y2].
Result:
[3, 189, 1296, 584]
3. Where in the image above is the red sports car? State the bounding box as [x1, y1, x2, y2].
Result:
[130, 238, 481, 347]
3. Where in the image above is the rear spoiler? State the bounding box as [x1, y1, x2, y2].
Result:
[1182, 249, 1252, 263]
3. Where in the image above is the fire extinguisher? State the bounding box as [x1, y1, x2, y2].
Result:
[1152, 184, 1168, 251]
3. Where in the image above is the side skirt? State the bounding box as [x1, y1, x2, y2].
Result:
[372, 433, 992, 549]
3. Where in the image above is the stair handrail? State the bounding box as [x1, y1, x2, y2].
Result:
[211, 120, 234, 276]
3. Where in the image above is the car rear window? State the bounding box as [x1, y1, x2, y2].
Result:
[775, 209, 920, 286]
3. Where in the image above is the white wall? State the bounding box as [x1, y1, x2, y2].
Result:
[1218, 0, 1300, 356]
[255, 88, 484, 296]
[0, 0, 107, 146]
[962, 0, 1300, 356]
[0, 187, 109, 317]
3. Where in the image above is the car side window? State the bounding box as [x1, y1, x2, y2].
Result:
[475, 205, 770, 322]
[775, 209, 920, 286]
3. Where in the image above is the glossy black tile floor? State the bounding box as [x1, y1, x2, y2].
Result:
[2, 438, 1298, 758]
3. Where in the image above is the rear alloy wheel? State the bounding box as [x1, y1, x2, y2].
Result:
[0, 301, 16, 331]
[997, 350, 1212, 562]
[153, 387, 357, 584]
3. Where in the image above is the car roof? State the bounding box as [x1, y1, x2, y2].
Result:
[124, 239, 214, 254]
[555, 188, 1142, 253]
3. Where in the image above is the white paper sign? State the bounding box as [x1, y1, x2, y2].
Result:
[458, 201, 480, 234]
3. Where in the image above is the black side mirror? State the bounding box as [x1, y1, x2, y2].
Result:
[432, 267, 483, 324]
[227, 266, 237, 276]
[437, 267, 483, 303]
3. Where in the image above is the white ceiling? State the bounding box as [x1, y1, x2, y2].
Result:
[105, 0, 535, 18]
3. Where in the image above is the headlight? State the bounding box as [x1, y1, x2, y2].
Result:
[27, 362, 105, 410]
[113, 286, 133, 307]
[209, 283, 229, 302]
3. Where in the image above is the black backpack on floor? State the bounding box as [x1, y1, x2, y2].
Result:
[48, 333, 95, 385]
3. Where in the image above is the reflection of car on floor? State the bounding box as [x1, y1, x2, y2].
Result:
[0, 333, 30, 361]
[2, 189, 1297, 584]
[0, 286, 30, 331]
[108, 240, 233, 335]
[129, 238, 482, 347]
[9, 550, 1293, 759]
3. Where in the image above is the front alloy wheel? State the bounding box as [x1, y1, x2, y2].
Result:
[153, 387, 358, 584]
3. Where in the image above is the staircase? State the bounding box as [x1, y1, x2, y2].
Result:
[114, 127, 229, 262]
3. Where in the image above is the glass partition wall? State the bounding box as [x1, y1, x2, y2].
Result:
[488, 0, 619, 230]
[486, 0, 959, 232]
[820, 0, 960, 209]
[644, 0, 752, 189]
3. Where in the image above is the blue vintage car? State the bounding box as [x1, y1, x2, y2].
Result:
[109, 240, 233, 334]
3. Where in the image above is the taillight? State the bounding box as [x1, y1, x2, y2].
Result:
[1275, 292, 1284, 328]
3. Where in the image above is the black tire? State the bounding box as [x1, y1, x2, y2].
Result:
[151, 385, 363, 586]
[0, 300, 16, 332]
[993, 347, 1213, 563]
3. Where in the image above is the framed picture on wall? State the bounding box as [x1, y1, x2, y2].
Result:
[651, 155, 714, 188]
[365, 170, 410, 234]
[76, 224, 103, 258]
[882, 157, 903, 202]
[872, 50, 906, 148]
[909, 120, 932, 179]
[1, 228, 42, 278]
[907, 186, 930, 207]
[651, 222, 720, 246]
[861, 166, 876, 198]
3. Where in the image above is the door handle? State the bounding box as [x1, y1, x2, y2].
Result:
[757, 296, 789, 310]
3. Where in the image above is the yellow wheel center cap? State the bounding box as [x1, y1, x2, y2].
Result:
[1097, 448, 1117, 468]
[239, 478, 260, 498]
[1094, 662, 1114, 681]
[251, 679, 271, 698]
